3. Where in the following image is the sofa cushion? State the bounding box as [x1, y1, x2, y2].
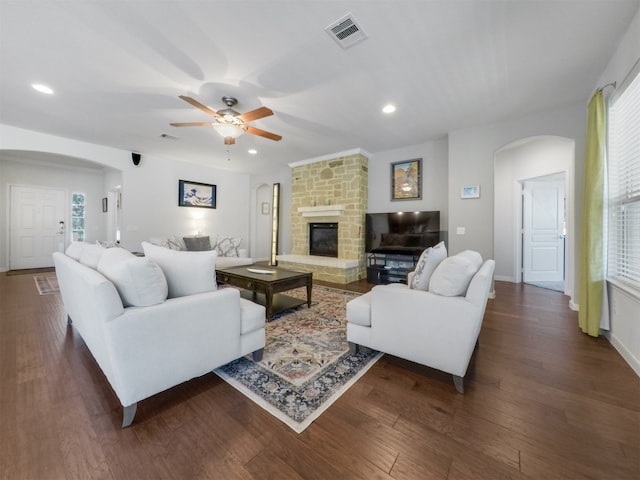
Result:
[79, 243, 106, 269]
[65, 241, 89, 260]
[214, 235, 241, 257]
[409, 241, 447, 291]
[215, 256, 254, 270]
[429, 250, 482, 297]
[141, 242, 217, 298]
[97, 248, 168, 307]
[183, 235, 212, 251]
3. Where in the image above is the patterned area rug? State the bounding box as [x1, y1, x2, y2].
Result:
[214, 285, 382, 433]
[34, 275, 59, 295]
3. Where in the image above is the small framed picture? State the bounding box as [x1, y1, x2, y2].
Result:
[102, 197, 108, 212]
[461, 185, 480, 199]
[178, 180, 216, 208]
[261, 202, 270, 215]
[391, 158, 422, 200]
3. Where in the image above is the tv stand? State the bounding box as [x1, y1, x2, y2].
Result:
[366, 251, 422, 284]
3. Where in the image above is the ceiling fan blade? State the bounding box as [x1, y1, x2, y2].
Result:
[238, 106, 273, 123]
[246, 125, 282, 141]
[178, 95, 221, 117]
[170, 122, 215, 127]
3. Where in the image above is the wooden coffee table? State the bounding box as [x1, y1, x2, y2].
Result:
[216, 265, 312, 321]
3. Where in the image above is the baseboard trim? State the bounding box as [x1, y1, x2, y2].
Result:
[606, 331, 640, 378]
[494, 275, 515, 282]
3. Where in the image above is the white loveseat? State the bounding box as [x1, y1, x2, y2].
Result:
[53, 242, 265, 427]
[347, 246, 495, 393]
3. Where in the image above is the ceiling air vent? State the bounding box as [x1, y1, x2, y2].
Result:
[325, 13, 368, 49]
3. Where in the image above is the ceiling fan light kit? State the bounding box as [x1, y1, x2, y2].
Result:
[171, 95, 282, 145]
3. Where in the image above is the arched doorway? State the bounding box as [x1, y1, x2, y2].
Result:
[251, 182, 272, 261]
[0, 150, 122, 270]
[493, 136, 575, 296]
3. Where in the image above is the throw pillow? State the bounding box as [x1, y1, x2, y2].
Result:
[456, 250, 483, 270]
[65, 241, 89, 260]
[429, 251, 483, 297]
[141, 241, 218, 298]
[183, 235, 212, 251]
[96, 240, 121, 248]
[409, 241, 447, 291]
[214, 235, 241, 257]
[78, 243, 106, 269]
[149, 235, 186, 251]
[97, 248, 168, 307]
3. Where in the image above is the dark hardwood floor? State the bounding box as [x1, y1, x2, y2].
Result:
[1, 272, 638, 479]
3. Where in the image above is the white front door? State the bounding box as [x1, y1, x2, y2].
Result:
[10, 185, 66, 269]
[523, 179, 565, 283]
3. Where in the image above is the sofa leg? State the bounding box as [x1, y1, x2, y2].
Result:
[252, 348, 264, 362]
[452, 375, 464, 394]
[122, 403, 137, 428]
[348, 342, 358, 355]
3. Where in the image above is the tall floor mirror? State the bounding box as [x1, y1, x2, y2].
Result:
[269, 183, 280, 266]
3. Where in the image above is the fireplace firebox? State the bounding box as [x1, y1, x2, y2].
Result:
[309, 222, 338, 257]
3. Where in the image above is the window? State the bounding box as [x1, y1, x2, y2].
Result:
[607, 68, 640, 293]
[71, 192, 86, 241]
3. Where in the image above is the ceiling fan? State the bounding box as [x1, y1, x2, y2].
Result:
[171, 95, 282, 145]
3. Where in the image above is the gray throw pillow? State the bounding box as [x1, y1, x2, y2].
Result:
[183, 235, 212, 251]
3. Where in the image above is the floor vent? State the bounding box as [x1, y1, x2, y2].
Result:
[325, 13, 368, 49]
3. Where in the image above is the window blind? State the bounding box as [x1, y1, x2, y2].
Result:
[607, 66, 640, 293]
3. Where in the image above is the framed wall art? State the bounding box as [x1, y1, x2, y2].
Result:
[178, 180, 216, 208]
[391, 158, 422, 200]
[461, 185, 480, 199]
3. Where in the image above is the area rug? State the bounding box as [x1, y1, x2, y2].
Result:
[34, 275, 59, 295]
[214, 285, 382, 433]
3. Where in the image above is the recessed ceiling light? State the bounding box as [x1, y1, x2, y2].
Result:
[382, 104, 396, 114]
[32, 83, 54, 95]
[248, 149, 258, 155]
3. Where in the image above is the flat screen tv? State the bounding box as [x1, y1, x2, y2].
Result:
[366, 211, 441, 255]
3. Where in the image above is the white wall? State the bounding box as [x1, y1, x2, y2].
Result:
[494, 136, 574, 283]
[596, 8, 640, 376]
[368, 138, 449, 226]
[0, 125, 252, 263]
[250, 165, 292, 257]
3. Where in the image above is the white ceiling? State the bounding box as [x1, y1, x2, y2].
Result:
[1, 1, 638, 174]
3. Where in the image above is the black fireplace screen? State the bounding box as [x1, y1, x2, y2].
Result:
[309, 222, 338, 257]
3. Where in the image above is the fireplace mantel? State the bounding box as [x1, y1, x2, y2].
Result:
[297, 205, 345, 217]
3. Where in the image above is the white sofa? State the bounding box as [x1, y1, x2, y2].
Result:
[347, 247, 495, 393]
[148, 234, 254, 270]
[53, 242, 265, 427]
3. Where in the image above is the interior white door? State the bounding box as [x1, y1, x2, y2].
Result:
[10, 185, 66, 269]
[523, 179, 565, 283]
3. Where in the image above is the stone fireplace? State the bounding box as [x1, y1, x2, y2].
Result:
[276, 150, 368, 283]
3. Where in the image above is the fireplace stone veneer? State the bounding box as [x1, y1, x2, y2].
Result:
[278, 151, 368, 284]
